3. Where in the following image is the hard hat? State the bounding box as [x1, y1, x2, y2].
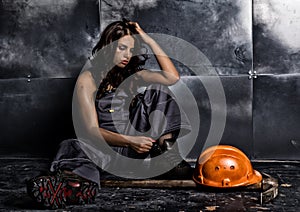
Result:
[193, 145, 262, 188]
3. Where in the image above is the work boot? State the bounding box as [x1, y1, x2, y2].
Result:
[150, 138, 193, 179]
[26, 170, 98, 209]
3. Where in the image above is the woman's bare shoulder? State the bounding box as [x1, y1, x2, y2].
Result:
[76, 71, 97, 91]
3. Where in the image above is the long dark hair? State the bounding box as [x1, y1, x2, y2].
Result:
[91, 19, 148, 98]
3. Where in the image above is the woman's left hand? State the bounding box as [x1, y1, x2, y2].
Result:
[129, 22, 153, 44]
[129, 21, 143, 32]
[128, 21, 180, 85]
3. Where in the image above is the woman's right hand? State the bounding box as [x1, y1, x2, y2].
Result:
[126, 135, 155, 154]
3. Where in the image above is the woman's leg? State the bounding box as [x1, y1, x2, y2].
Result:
[50, 139, 100, 184]
[126, 84, 191, 140]
[126, 84, 192, 178]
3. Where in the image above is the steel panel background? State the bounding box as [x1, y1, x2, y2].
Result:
[0, 0, 299, 161]
[0, 78, 76, 157]
[179, 76, 253, 160]
[100, 0, 254, 160]
[0, 0, 99, 156]
[253, 1, 300, 159]
[253, 0, 300, 75]
[253, 75, 300, 160]
[100, 0, 253, 76]
[0, 0, 99, 79]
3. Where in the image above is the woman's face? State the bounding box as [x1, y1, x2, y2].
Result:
[113, 35, 135, 68]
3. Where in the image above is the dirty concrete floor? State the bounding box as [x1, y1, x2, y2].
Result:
[0, 158, 299, 211]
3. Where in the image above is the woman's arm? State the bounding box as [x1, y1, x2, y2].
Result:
[130, 22, 180, 85]
[75, 71, 154, 153]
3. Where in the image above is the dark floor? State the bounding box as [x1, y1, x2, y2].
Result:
[0, 157, 299, 211]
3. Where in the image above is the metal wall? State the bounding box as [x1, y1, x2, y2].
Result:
[0, 0, 299, 160]
[0, 0, 99, 156]
[100, 0, 254, 159]
[253, 1, 300, 160]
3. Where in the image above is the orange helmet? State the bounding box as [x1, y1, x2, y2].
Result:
[193, 145, 262, 188]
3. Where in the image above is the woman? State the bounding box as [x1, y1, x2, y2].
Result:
[27, 19, 191, 209]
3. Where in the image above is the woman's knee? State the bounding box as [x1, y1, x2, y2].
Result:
[143, 84, 173, 104]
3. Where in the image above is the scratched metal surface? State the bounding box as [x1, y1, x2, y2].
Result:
[0, 0, 299, 161]
[0, 0, 98, 156]
[253, 0, 300, 75]
[253, 75, 300, 160]
[100, 0, 253, 76]
[0, 78, 76, 157]
[178, 76, 253, 160]
[0, 0, 99, 79]
[252, 1, 300, 160]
